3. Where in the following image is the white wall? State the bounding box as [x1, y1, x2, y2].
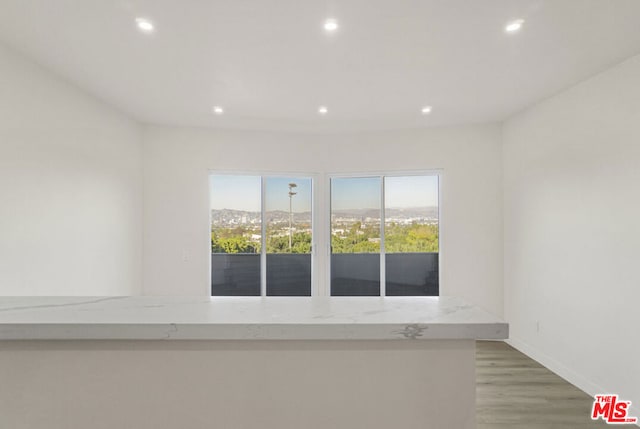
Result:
[503, 54, 640, 418]
[143, 124, 504, 317]
[0, 43, 143, 295]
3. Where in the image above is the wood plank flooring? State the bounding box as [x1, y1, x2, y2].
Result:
[476, 341, 610, 429]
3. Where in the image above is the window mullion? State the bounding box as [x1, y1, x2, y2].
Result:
[380, 176, 386, 297]
[260, 176, 267, 297]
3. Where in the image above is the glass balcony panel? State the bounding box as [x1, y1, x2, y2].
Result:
[211, 254, 261, 296]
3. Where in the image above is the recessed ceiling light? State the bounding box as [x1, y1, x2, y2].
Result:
[318, 106, 328, 115]
[212, 106, 224, 115]
[135, 18, 155, 33]
[505, 19, 524, 34]
[324, 19, 338, 32]
[421, 106, 432, 115]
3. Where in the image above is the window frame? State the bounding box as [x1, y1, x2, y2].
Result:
[208, 169, 442, 298]
[326, 170, 442, 297]
[208, 170, 321, 297]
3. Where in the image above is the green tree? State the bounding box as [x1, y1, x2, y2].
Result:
[331, 221, 381, 253]
[331, 221, 438, 253]
[211, 230, 259, 254]
[267, 232, 311, 254]
[385, 222, 438, 253]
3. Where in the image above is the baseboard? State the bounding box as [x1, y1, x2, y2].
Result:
[506, 337, 640, 427]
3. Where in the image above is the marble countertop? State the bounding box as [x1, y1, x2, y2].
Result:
[0, 296, 508, 340]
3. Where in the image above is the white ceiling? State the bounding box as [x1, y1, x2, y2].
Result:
[1, 0, 640, 132]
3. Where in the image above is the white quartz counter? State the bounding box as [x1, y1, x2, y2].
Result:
[0, 296, 508, 340]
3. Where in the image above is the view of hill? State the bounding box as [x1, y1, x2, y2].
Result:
[212, 207, 438, 227]
[332, 207, 438, 219]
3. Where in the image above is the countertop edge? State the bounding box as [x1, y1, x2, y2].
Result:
[0, 322, 509, 341]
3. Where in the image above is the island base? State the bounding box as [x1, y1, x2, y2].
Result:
[1, 339, 476, 429]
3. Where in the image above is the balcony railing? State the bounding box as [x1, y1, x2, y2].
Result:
[212, 253, 439, 297]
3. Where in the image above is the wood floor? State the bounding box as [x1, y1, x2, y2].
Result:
[476, 341, 610, 429]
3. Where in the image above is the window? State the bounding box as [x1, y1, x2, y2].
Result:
[210, 172, 439, 297]
[330, 174, 439, 296]
[330, 177, 381, 295]
[210, 175, 313, 296]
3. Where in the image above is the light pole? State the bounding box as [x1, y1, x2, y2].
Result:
[288, 183, 297, 251]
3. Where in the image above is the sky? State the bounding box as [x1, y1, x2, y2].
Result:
[210, 175, 438, 212]
[210, 175, 312, 212]
[384, 175, 439, 208]
[332, 175, 438, 210]
[331, 177, 380, 211]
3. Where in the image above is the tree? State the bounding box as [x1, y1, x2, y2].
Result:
[267, 232, 311, 254]
[331, 221, 438, 253]
[211, 231, 259, 254]
[385, 222, 438, 253]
